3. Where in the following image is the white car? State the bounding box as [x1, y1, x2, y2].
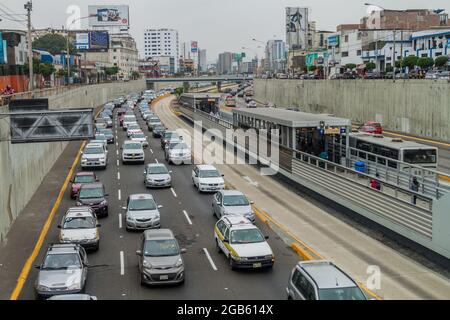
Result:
[247, 100, 257, 108]
[214, 216, 274, 270]
[165, 141, 191, 165]
[93, 133, 108, 149]
[58, 207, 100, 251]
[131, 132, 149, 148]
[127, 127, 142, 138]
[192, 165, 225, 193]
[123, 115, 138, 130]
[81, 143, 108, 169]
[121, 140, 145, 164]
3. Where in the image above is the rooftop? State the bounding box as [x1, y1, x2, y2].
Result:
[232, 108, 351, 128]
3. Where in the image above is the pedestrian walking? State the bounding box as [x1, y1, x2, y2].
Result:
[370, 173, 381, 191]
[410, 176, 420, 205]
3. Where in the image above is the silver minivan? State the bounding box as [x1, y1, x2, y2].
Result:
[136, 229, 186, 286]
[286, 261, 368, 300]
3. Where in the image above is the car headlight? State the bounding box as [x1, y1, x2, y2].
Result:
[127, 215, 135, 222]
[68, 283, 81, 290]
[100, 200, 107, 206]
[76, 202, 82, 206]
[143, 260, 152, 269]
[265, 254, 274, 260]
[99, 157, 106, 162]
[36, 284, 50, 291]
[174, 258, 183, 268]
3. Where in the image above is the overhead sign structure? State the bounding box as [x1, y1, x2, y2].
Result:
[286, 7, 308, 51]
[8, 101, 95, 143]
[88, 5, 129, 28]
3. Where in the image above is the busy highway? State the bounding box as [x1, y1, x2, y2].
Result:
[15, 93, 301, 300]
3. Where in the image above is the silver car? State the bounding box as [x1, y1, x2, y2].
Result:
[124, 194, 162, 231]
[144, 163, 172, 188]
[58, 207, 100, 251]
[136, 229, 186, 286]
[212, 190, 255, 223]
[34, 244, 88, 299]
[286, 261, 368, 300]
[165, 141, 191, 165]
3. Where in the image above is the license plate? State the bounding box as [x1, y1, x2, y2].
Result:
[253, 262, 262, 268]
[160, 275, 169, 280]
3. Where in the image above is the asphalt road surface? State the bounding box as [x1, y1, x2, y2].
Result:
[18, 100, 299, 300]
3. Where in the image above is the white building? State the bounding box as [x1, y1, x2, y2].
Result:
[143, 28, 179, 72]
[412, 28, 450, 58]
[110, 33, 139, 77]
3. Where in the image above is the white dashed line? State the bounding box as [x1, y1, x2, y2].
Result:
[117, 172, 121, 180]
[117, 159, 119, 166]
[120, 251, 125, 275]
[119, 214, 123, 229]
[203, 248, 218, 271]
[155, 158, 159, 164]
[170, 188, 177, 198]
[182, 210, 193, 225]
[116, 142, 119, 147]
[118, 189, 122, 201]
[116, 150, 119, 156]
[150, 149, 153, 154]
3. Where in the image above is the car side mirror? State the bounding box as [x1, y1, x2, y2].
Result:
[169, 171, 173, 173]
[80, 151, 84, 154]
[34, 265, 41, 269]
[223, 238, 229, 243]
[157, 205, 163, 209]
[96, 224, 101, 227]
[216, 201, 221, 206]
[104, 193, 109, 197]
[136, 250, 142, 256]
[180, 248, 187, 254]
[57, 225, 61, 229]
[265, 235, 269, 240]
[221, 174, 225, 177]
[250, 201, 254, 204]
[122, 206, 127, 210]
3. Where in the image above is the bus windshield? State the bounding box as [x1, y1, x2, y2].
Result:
[403, 149, 437, 164]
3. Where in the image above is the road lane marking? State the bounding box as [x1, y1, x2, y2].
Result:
[171, 187, 177, 198]
[118, 189, 122, 201]
[119, 214, 123, 229]
[9, 141, 87, 300]
[182, 210, 193, 225]
[120, 251, 125, 275]
[116, 150, 119, 156]
[117, 172, 121, 180]
[116, 142, 119, 147]
[150, 149, 153, 154]
[203, 248, 217, 271]
[155, 158, 159, 164]
[117, 159, 119, 166]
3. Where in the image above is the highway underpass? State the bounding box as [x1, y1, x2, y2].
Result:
[0, 95, 449, 300]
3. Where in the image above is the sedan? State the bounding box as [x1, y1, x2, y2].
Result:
[124, 194, 162, 231]
[212, 190, 255, 223]
[144, 163, 172, 188]
[70, 172, 97, 199]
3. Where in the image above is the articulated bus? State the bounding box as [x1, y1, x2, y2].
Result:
[347, 132, 438, 176]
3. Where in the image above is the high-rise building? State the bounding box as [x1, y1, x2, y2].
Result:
[199, 49, 207, 72]
[265, 40, 286, 73]
[217, 52, 233, 74]
[143, 28, 179, 72]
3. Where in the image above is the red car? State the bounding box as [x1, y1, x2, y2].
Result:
[70, 172, 98, 199]
[359, 122, 383, 134]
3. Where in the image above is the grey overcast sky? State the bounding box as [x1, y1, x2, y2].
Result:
[1, 0, 450, 63]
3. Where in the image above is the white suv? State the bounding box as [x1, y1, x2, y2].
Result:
[81, 143, 108, 169]
[192, 165, 225, 192]
[122, 140, 145, 164]
[123, 115, 138, 130]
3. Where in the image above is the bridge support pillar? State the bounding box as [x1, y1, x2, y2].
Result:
[217, 81, 222, 92]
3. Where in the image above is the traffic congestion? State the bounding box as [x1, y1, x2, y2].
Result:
[29, 89, 370, 300]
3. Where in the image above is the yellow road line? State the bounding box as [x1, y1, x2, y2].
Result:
[9, 141, 86, 300]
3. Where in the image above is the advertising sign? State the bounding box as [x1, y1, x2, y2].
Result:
[88, 5, 129, 27]
[75, 33, 89, 50]
[0, 32, 6, 64]
[89, 31, 109, 51]
[328, 35, 339, 47]
[191, 41, 198, 53]
[286, 7, 308, 50]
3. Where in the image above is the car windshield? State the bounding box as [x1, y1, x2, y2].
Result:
[124, 143, 142, 150]
[148, 166, 168, 174]
[199, 169, 220, 178]
[133, 133, 145, 138]
[149, 118, 161, 123]
[154, 126, 165, 131]
[79, 187, 104, 199]
[318, 287, 367, 300]
[403, 149, 437, 164]
[73, 175, 95, 183]
[63, 216, 96, 229]
[170, 143, 189, 150]
[128, 124, 140, 130]
[165, 132, 179, 140]
[144, 239, 179, 257]
[124, 116, 136, 121]
[230, 229, 264, 244]
[95, 135, 106, 140]
[129, 198, 156, 211]
[42, 253, 81, 270]
[84, 147, 103, 154]
[223, 195, 249, 206]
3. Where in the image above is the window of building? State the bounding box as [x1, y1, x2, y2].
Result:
[344, 35, 349, 42]
[421, 53, 428, 57]
[357, 50, 362, 56]
[342, 51, 349, 57]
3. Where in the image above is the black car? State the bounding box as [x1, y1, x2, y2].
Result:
[76, 183, 109, 218]
[153, 125, 165, 138]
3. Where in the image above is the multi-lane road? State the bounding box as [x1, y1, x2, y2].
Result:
[16, 97, 299, 300]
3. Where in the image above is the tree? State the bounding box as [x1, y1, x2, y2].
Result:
[417, 57, 434, 70]
[105, 66, 119, 76]
[345, 63, 356, 70]
[395, 59, 402, 69]
[23, 57, 41, 75]
[402, 56, 418, 69]
[434, 56, 449, 68]
[308, 65, 317, 72]
[39, 63, 56, 77]
[385, 65, 393, 73]
[130, 71, 140, 79]
[33, 34, 76, 55]
[366, 62, 376, 71]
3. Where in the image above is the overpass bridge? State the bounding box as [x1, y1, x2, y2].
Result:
[145, 75, 253, 89]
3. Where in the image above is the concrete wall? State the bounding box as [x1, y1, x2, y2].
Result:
[254, 79, 450, 142]
[0, 80, 146, 242]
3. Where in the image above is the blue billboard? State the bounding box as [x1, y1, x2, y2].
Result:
[0, 32, 6, 64]
[89, 31, 109, 51]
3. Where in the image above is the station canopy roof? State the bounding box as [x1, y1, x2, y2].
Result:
[232, 108, 351, 128]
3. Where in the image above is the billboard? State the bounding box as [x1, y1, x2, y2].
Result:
[191, 41, 198, 53]
[286, 7, 308, 51]
[0, 32, 6, 64]
[327, 35, 339, 47]
[75, 33, 89, 50]
[89, 31, 109, 50]
[88, 5, 129, 27]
